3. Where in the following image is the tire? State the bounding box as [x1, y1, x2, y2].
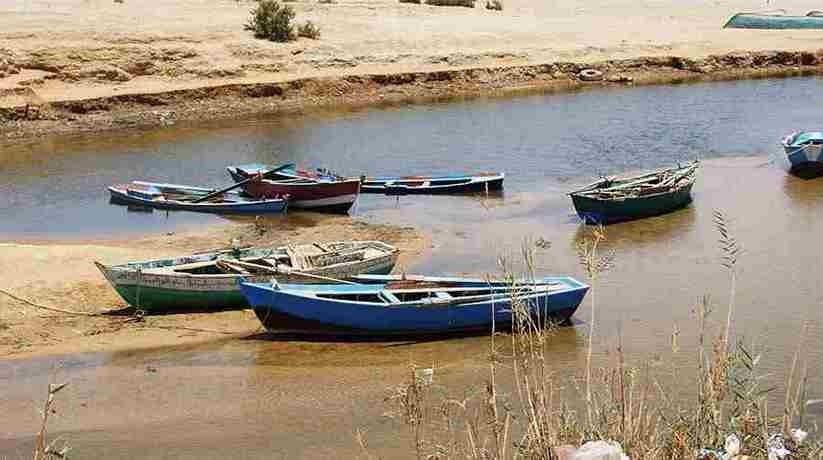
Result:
[578, 69, 603, 81]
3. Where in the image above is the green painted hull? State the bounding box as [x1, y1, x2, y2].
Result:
[571, 182, 694, 225]
[111, 264, 395, 312]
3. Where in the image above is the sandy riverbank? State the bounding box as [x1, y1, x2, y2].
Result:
[0, 217, 428, 359]
[3, 0, 823, 140]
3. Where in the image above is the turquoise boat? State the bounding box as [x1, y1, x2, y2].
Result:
[95, 241, 399, 312]
[783, 131, 823, 178]
[240, 274, 589, 335]
[724, 11, 823, 29]
[569, 161, 699, 225]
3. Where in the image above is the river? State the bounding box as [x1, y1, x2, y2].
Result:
[2, 77, 823, 458]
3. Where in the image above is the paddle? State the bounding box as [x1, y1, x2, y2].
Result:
[192, 164, 292, 203]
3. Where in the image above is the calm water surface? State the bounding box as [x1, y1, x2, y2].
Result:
[3, 77, 823, 458]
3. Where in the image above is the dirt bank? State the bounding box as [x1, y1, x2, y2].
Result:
[0, 216, 429, 359]
[4, 0, 823, 141]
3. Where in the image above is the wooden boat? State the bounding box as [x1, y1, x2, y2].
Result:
[228, 163, 505, 195]
[226, 165, 360, 214]
[108, 181, 288, 215]
[783, 131, 823, 178]
[569, 161, 699, 225]
[95, 241, 399, 312]
[239, 274, 589, 335]
[724, 11, 823, 29]
[361, 173, 504, 195]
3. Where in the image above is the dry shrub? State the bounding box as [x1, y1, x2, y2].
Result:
[399, 0, 422, 3]
[425, 0, 474, 7]
[485, 0, 502, 10]
[244, 0, 296, 42]
[297, 20, 321, 39]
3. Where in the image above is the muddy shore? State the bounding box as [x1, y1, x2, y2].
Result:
[3, 50, 823, 142]
[0, 216, 428, 359]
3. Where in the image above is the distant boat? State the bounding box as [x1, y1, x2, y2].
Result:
[361, 173, 504, 195]
[239, 274, 589, 335]
[228, 163, 504, 195]
[724, 11, 823, 29]
[226, 164, 360, 214]
[108, 181, 288, 215]
[783, 131, 823, 178]
[96, 241, 399, 312]
[569, 161, 699, 225]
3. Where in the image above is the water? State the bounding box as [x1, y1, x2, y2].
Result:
[3, 77, 823, 458]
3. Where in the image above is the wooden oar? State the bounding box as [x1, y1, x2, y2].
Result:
[225, 259, 359, 285]
[192, 164, 292, 203]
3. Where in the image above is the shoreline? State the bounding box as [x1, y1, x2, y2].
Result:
[3, 49, 823, 143]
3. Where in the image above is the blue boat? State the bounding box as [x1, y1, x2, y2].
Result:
[783, 131, 823, 178]
[724, 11, 823, 29]
[108, 181, 288, 214]
[239, 274, 589, 335]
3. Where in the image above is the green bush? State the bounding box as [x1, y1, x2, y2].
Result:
[244, 0, 296, 43]
[297, 21, 321, 39]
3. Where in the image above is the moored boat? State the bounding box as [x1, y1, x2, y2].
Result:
[783, 131, 823, 178]
[227, 165, 360, 214]
[108, 181, 288, 215]
[95, 241, 399, 312]
[569, 161, 699, 225]
[724, 11, 823, 29]
[239, 274, 589, 335]
[361, 172, 504, 195]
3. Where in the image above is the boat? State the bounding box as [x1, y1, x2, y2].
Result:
[95, 241, 399, 312]
[108, 181, 288, 215]
[724, 11, 823, 29]
[239, 274, 589, 335]
[569, 161, 699, 225]
[226, 165, 360, 214]
[783, 131, 823, 178]
[361, 173, 504, 195]
[228, 163, 505, 195]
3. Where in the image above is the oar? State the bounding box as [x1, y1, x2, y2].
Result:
[225, 259, 359, 285]
[192, 164, 292, 203]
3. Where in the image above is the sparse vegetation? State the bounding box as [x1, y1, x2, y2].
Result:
[297, 20, 321, 39]
[399, 0, 422, 4]
[244, 0, 296, 43]
[373, 216, 821, 459]
[485, 0, 502, 10]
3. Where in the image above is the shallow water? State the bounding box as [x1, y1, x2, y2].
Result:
[3, 77, 823, 458]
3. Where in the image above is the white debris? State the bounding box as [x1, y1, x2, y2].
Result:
[414, 367, 433, 385]
[791, 428, 808, 445]
[573, 440, 629, 460]
[767, 434, 791, 460]
[725, 434, 741, 457]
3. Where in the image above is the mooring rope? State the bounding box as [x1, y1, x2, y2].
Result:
[0, 288, 103, 317]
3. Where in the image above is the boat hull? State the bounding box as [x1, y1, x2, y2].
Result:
[108, 185, 287, 215]
[571, 182, 694, 225]
[724, 13, 823, 29]
[240, 180, 360, 214]
[240, 277, 589, 335]
[96, 250, 398, 312]
[785, 144, 823, 179]
[362, 174, 505, 195]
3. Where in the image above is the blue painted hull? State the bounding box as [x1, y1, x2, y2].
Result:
[784, 143, 823, 179]
[725, 13, 823, 29]
[240, 277, 589, 335]
[571, 183, 694, 225]
[108, 185, 288, 215]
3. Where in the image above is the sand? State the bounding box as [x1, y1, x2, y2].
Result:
[2, 0, 823, 107]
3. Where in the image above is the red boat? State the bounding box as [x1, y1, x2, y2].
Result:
[238, 174, 360, 214]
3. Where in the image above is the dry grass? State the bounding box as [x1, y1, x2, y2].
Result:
[374, 213, 822, 459]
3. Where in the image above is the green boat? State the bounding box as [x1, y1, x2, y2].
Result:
[724, 11, 823, 29]
[95, 241, 399, 312]
[569, 161, 699, 225]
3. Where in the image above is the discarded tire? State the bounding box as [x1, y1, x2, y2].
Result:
[578, 69, 603, 81]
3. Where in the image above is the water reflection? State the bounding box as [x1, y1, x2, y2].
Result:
[571, 205, 696, 251]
